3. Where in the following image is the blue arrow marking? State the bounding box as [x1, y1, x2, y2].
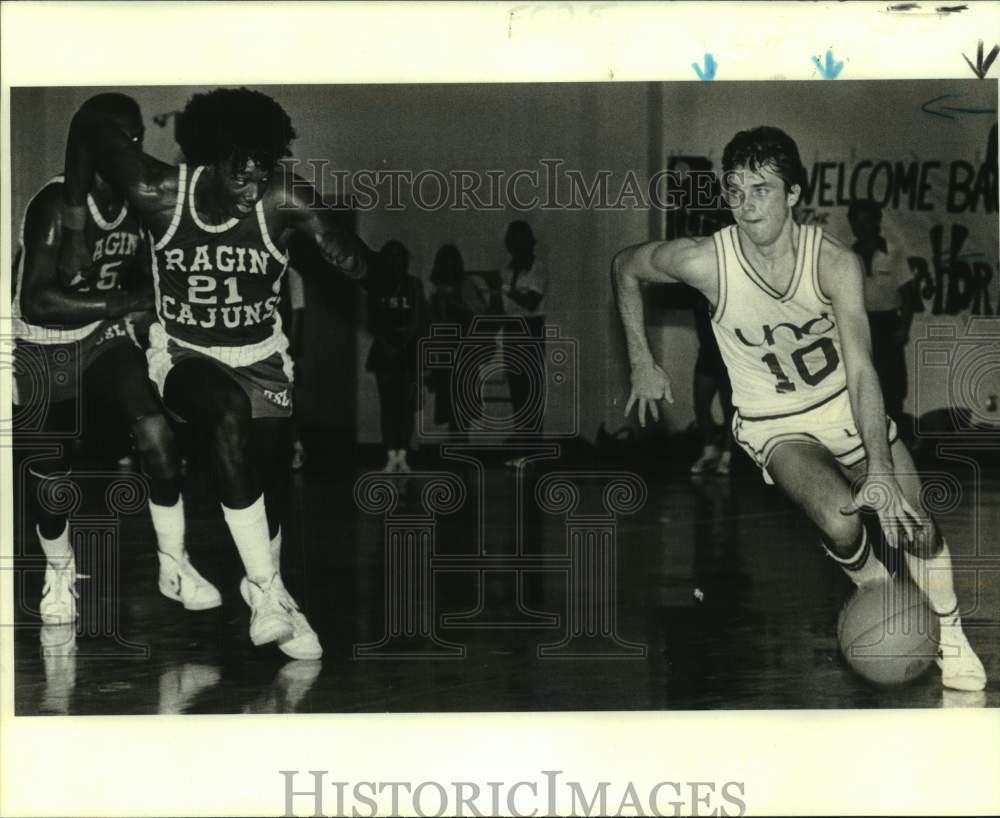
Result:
[812, 49, 844, 79]
[692, 53, 717, 81]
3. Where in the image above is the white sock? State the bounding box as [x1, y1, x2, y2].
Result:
[824, 528, 890, 587]
[904, 536, 959, 619]
[221, 495, 274, 584]
[149, 496, 186, 564]
[37, 523, 72, 570]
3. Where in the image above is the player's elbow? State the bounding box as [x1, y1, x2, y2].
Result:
[20, 290, 57, 325]
[612, 249, 634, 287]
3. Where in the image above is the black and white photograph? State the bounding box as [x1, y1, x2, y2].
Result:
[1, 2, 999, 816]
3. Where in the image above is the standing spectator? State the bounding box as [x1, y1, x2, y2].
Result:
[366, 240, 426, 473]
[690, 293, 735, 476]
[498, 220, 548, 444]
[285, 267, 308, 470]
[427, 244, 473, 434]
[847, 200, 915, 433]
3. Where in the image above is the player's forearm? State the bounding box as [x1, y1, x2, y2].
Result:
[612, 254, 655, 368]
[22, 286, 148, 325]
[849, 366, 894, 472]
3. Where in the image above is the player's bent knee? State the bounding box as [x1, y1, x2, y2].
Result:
[819, 513, 863, 557]
[132, 414, 178, 477]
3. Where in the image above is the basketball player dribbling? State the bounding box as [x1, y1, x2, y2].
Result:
[613, 126, 986, 691]
[13, 94, 220, 629]
[58, 88, 375, 660]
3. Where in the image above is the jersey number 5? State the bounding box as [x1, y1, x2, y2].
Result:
[761, 337, 839, 393]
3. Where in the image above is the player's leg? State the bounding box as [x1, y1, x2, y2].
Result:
[238, 414, 321, 660]
[767, 440, 890, 588]
[163, 357, 292, 645]
[13, 340, 82, 623]
[849, 439, 985, 690]
[86, 341, 221, 610]
[23, 398, 79, 623]
[374, 369, 399, 471]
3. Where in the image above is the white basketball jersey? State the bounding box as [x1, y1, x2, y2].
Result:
[710, 224, 846, 419]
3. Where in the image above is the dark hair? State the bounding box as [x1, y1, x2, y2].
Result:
[505, 219, 535, 247]
[722, 126, 806, 193]
[847, 198, 883, 221]
[80, 92, 141, 121]
[176, 87, 296, 169]
[430, 244, 464, 287]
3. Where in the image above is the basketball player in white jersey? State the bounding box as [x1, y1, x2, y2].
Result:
[13, 94, 220, 626]
[613, 126, 985, 691]
[56, 89, 373, 661]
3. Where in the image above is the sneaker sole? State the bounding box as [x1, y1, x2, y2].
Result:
[937, 658, 987, 692]
[251, 620, 296, 646]
[40, 610, 76, 625]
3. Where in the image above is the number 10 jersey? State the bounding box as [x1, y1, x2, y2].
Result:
[149, 164, 288, 350]
[710, 224, 846, 420]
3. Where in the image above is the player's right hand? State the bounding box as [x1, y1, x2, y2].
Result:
[625, 360, 673, 427]
[56, 226, 91, 288]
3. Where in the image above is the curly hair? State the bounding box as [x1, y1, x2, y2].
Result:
[176, 87, 296, 169]
[722, 126, 806, 193]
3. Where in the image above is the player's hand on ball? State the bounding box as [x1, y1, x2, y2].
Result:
[840, 473, 926, 551]
[56, 226, 91, 288]
[625, 360, 673, 427]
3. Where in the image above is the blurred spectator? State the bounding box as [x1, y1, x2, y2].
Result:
[847, 200, 914, 432]
[690, 293, 734, 476]
[285, 266, 307, 470]
[498, 220, 548, 447]
[427, 244, 474, 434]
[366, 240, 426, 473]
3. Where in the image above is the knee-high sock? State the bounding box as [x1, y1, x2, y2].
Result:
[823, 528, 890, 587]
[221, 495, 274, 583]
[904, 536, 959, 618]
[149, 496, 185, 564]
[37, 523, 72, 570]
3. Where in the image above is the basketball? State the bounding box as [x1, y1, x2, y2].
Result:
[837, 580, 940, 686]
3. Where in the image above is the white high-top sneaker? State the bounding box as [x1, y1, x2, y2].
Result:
[158, 551, 223, 611]
[240, 575, 322, 660]
[39, 558, 78, 625]
[937, 613, 987, 692]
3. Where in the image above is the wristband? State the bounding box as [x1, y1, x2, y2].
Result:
[63, 205, 87, 231]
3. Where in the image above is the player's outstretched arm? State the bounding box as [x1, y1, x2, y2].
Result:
[611, 238, 710, 426]
[19, 186, 153, 326]
[277, 172, 375, 285]
[823, 238, 922, 548]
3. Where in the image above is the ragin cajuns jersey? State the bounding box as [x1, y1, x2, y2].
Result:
[149, 164, 288, 349]
[13, 176, 143, 343]
[710, 224, 847, 419]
